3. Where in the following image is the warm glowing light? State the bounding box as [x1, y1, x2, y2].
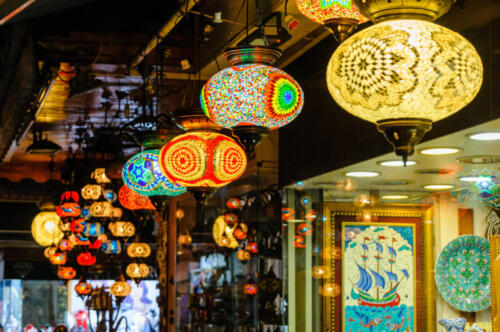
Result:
[460, 176, 488, 183]
[226, 198, 242, 210]
[327, 19, 483, 123]
[295, 0, 368, 24]
[58, 238, 74, 252]
[44, 246, 57, 258]
[345, 171, 380, 178]
[382, 195, 410, 200]
[91, 168, 111, 184]
[81, 185, 102, 200]
[236, 249, 251, 261]
[424, 184, 455, 190]
[159, 131, 247, 188]
[201, 65, 304, 129]
[57, 266, 76, 280]
[126, 263, 150, 279]
[297, 223, 314, 236]
[89, 201, 114, 218]
[32, 212, 63, 247]
[127, 243, 151, 258]
[312, 266, 331, 279]
[419, 147, 462, 155]
[101, 240, 122, 254]
[49, 253, 67, 265]
[56, 202, 81, 218]
[244, 283, 257, 295]
[467, 132, 500, 141]
[213, 216, 238, 249]
[108, 221, 135, 238]
[319, 282, 341, 297]
[118, 185, 156, 211]
[75, 281, 92, 296]
[379, 160, 417, 167]
[77, 252, 97, 266]
[83, 222, 105, 238]
[110, 276, 131, 297]
[294, 235, 306, 248]
[246, 242, 258, 254]
[122, 150, 186, 196]
[178, 234, 192, 246]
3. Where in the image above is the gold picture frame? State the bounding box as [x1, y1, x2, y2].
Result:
[322, 203, 435, 332]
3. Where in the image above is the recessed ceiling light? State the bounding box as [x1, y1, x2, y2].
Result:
[459, 176, 487, 182]
[467, 132, 500, 141]
[419, 147, 462, 156]
[345, 171, 380, 178]
[378, 160, 417, 167]
[382, 195, 410, 200]
[424, 184, 455, 190]
[457, 155, 500, 164]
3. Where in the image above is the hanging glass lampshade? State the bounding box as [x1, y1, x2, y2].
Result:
[76, 252, 97, 266]
[56, 202, 81, 219]
[91, 168, 111, 184]
[122, 150, 186, 197]
[81, 185, 102, 201]
[295, 0, 368, 41]
[178, 234, 192, 246]
[126, 263, 150, 280]
[327, 0, 483, 164]
[244, 283, 257, 295]
[49, 252, 67, 265]
[82, 222, 105, 238]
[57, 266, 76, 280]
[118, 185, 156, 210]
[44, 246, 57, 259]
[127, 243, 151, 258]
[89, 201, 114, 218]
[70, 218, 86, 233]
[32, 211, 63, 247]
[75, 280, 92, 296]
[110, 274, 131, 298]
[101, 240, 122, 254]
[159, 130, 247, 204]
[108, 221, 135, 238]
[201, 47, 304, 153]
[58, 238, 75, 252]
[213, 215, 238, 249]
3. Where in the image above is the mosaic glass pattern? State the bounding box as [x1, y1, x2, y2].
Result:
[296, 0, 368, 24]
[159, 131, 247, 188]
[118, 185, 156, 210]
[57, 266, 76, 280]
[126, 263, 150, 279]
[327, 20, 483, 123]
[101, 240, 122, 254]
[75, 281, 92, 295]
[201, 65, 304, 129]
[122, 150, 186, 197]
[127, 243, 151, 258]
[31, 211, 63, 247]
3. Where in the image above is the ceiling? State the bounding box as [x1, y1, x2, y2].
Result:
[294, 118, 500, 203]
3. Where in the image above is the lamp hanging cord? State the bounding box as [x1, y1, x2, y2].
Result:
[253, 0, 268, 46]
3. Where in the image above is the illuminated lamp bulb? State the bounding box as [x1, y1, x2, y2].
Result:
[82, 222, 105, 238]
[236, 249, 251, 261]
[176, 209, 185, 219]
[110, 274, 131, 298]
[126, 263, 150, 280]
[57, 266, 76, 280]
[213, 216, 238, 248]
[312, 266, 330, 279]
[244, 283, 257, 295]
[118, 185, 156, 211]
[295, 0, 368, 42]
[319, 282, 341, 297]
[327, 1, 483, 164]
[305, 209, 317, 222]
[233, 223, 248, 240]
[56, 202, 81, 219]
[297, 223, 314, 236]
[223, 213, 238, 226]
[74, 280, 92, 296]
[122, 150, 186, 197]
[44, 246, 57, 259]
[159, 128, 247, 205]
[201, 47, 304, 154]
[294, 235, 307, 248]
[91, 168, 111, 184]
[246, 242, 258, 254]
[76, 252, 96, 266]
[126, 243, 151, 258]
[81, 184, 102, 200]
[58, 238, 74, 252]
[108, 221, 135, 238]
[226, 198, 242, 210]
[89, 201, 114, 218]
[178, 234, 192, 246]
[32, 211, 63, 247]
[50, 252, 67, 265]
[282, 208, 295, 221]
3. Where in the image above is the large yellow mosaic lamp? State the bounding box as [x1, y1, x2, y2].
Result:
[327, 0, 483, 164]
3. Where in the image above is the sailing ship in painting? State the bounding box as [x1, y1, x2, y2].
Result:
[343, 224, 415, 332]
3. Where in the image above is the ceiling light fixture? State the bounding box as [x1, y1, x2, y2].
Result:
[457, 156, 500, 164]
[381, 195, 410, 200]
[424, 184, 455, 191]
[327, 0, 483, 164]
[467, 132, 500, 141]
[459, 176, 490, 183]
[378, 160, 417, 167]
[345, 171, 380, 178]
[419, 148, 462, 156]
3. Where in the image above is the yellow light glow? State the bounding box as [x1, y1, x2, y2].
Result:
[345, 171, 380, 178]
[327, 20, 483, 123]
[424, 184, 455, 190]
[378, 160, 417, 167]
[419, 147, 462, 155]
[382, 195, 410, 200]
[467, 132, 500, 141]
[32, 212, 63, 247]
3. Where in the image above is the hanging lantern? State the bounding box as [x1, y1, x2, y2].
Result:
[127, 243, 151, 258]
[159, 131, 247, 201]
[31, 211, 63, 247]
[327, 1, 483, 163]
[73, 234, 90, 246]
[178, 234, 192, 246]
[223, 213, 238, 226]
[295, 0, 368, 41]
[233, 223, 248, 240]
[246, 242, 258, 254]
[112, 207, 123, 218]
[126, 263, 150, 279]
[319, 282, 341, 297]
[201, 47, 304, 153]
[213, 216, 238, 249]
[75, 280, 92, 296]
[312, 266, 331, 279]
[101, 240, 122, 254]
[103, 190, 117, 203]
[60, 191, 79, 203]
[236, 249, 251, 261]
[89, 238, 104, 250]
[108, 221, 136, 238]
[57, 266, 76, 280]
[83, 222, 105, 238]
[294, 235, 307, 248]
[80, 207, 92, 220]
[89, 201, 114, 218]
[122, 150, 186, 197]
[118, 185, 156, 210]
[91, 168, 111, 184]
[281, 208, 295, 221]
[49, 252, 67, 265]
[76, 252, 97, 266]
[244, 283, 257, 295]
[58, 238, 75, 252]
[305, 209, 317, 222]
[81, 185, 102, 200]
[70, 218, 86, 233]
[226, 198, 242, 210]
[110, 275, 131, 297]
[297, 223, 314, 236]
[44, 246, 57, 259]
[56, 203, 81, 218]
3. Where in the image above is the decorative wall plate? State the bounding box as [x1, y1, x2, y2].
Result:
[435, 235, 490, 312]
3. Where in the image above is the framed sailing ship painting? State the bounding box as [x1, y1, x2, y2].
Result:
[322, 203, 435, 332]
